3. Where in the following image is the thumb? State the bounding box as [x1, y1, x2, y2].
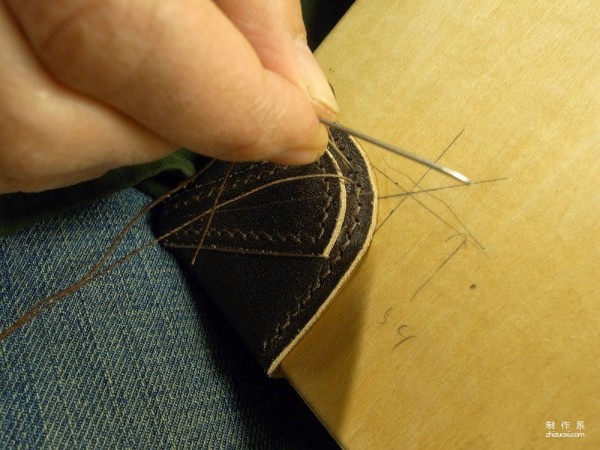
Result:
[6, 0, 329, 164]
[215, 0, 339, 119]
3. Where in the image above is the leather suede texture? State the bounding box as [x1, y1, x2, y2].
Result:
[153, 129, 377, 374]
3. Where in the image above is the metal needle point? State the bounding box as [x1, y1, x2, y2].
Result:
[319, 118, 472, 184]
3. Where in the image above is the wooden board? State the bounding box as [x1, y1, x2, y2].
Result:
[281, 1, 600, 448]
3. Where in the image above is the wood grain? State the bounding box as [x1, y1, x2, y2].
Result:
[281, 0, 600, 448]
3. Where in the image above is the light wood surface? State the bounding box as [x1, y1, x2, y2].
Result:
[281, 1, 600, 448]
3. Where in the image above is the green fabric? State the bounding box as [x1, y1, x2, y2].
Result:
[0, 150, 205, 237]
[0, 1, 354, 237]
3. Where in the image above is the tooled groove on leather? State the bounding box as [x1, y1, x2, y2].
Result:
[263, 175, 363, 354]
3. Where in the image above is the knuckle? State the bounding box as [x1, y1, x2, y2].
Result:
[15, 0, 118, 90]
[41, 1, 108, 81]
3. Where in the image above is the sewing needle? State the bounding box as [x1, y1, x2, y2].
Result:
[320, 118, 472, 184]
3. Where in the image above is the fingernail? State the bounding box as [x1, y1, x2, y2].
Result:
[295, 40, 339, 116]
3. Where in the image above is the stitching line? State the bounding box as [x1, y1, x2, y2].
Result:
[168, 160, 333, 248]
[170, 162, 279, 210]
[168, 227, 318, 245]
[263, 169, 363, 354]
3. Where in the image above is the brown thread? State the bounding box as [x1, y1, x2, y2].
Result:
[227, 163, 280, 191]
[191, 162, 234, 265]
[0, 160, 218, 341]
[262, 132, 365, 352]
[165, 158, 333, 248]
[171, 162, 278, 210]
[0, 170, 350, 340]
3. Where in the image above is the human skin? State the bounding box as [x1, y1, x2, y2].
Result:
[0, 0, 338, 193]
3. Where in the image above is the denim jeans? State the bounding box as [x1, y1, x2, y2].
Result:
[0, 188, 337, 449]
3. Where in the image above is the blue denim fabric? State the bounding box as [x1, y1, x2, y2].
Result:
[0, 188, 337, 449]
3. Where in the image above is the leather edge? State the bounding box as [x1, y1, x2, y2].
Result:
[267, 137, 378, 377]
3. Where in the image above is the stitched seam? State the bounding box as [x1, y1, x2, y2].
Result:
[318, 160, 332, 240]
[227, 165, 280, 190]
[171, 187, 215, 210]
[171, 162, 330, 245]
[170, 227, 318, 244]
[312, 157, 332, 242]
[264, 180, 363, 354]
[165, 162, 336, 249]
[170, 163, 275, 209]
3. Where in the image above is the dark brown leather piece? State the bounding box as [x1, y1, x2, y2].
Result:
[153, 129, 377, 374]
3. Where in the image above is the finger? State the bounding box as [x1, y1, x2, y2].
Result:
[214, 0, 339, 118]
[6, 0, 329, 164]
[0, 3, 174, 193]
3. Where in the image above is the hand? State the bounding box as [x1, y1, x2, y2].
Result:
[0, 0, 338, 193]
